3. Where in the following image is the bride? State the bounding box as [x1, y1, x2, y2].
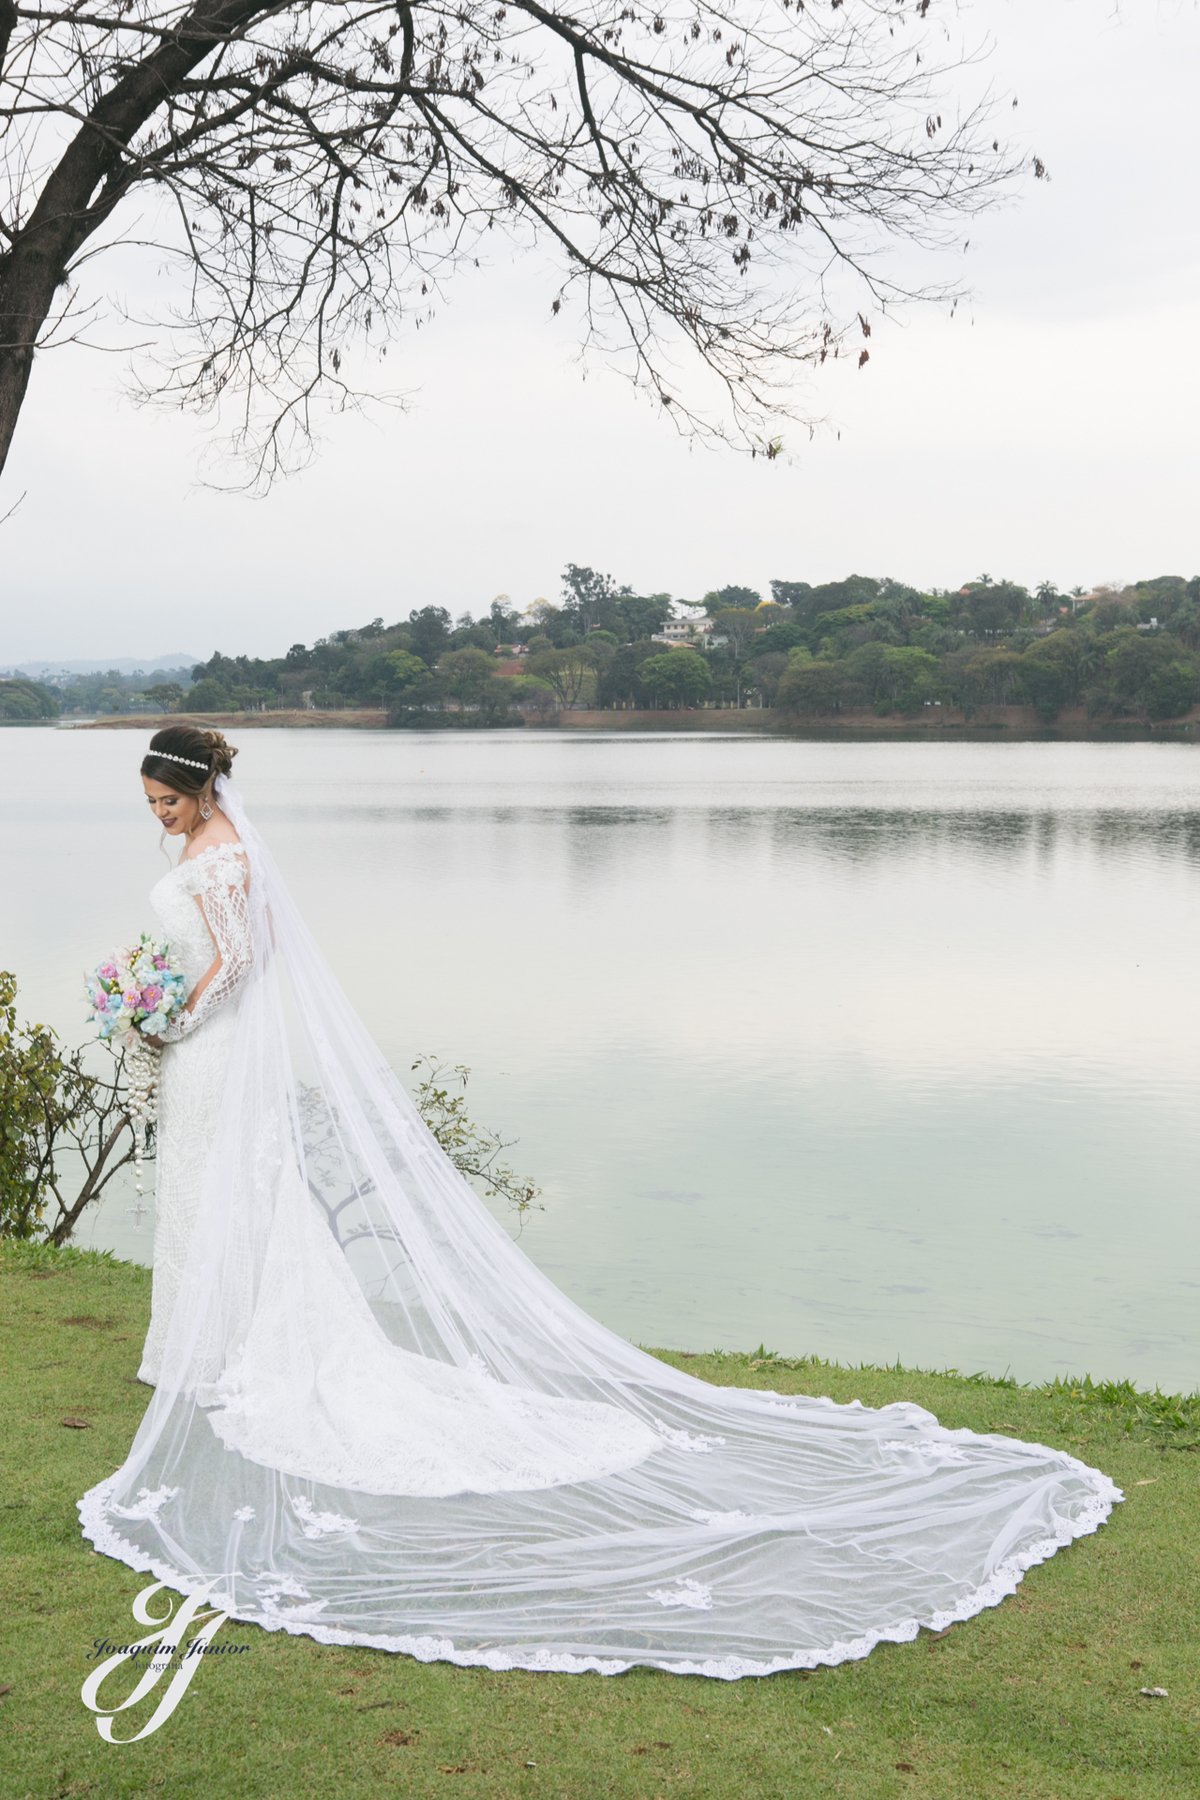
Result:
[82, 722, 1119, 1678]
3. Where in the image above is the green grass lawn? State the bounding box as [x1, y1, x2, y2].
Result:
[3, 1241, 1198, 1800]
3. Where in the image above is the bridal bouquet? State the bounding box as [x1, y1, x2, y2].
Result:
[84, 937, 186, 1207]
[85, 936, 186, 1043]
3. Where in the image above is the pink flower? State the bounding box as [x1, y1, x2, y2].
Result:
[141, 985, 163, 1008]
[98, 962, 119, 980]
[122, 989, 141, 1010]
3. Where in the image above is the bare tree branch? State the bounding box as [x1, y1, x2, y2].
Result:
[0, 1, 1034, 483]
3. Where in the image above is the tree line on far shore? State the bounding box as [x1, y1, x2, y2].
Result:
[0, 664, 194, 721]
[6, 566, 1200, 727]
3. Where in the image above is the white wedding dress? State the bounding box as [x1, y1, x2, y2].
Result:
[80, 776, 1120, 1678]
[138, 844, 249, 1385]
[137, 840, 652, 1491]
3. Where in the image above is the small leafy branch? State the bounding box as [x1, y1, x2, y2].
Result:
[0, 971, 149, 1246]
[300, 1058, 542, 1246]
[411, 1056, 542, 1219]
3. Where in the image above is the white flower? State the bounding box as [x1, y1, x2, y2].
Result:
[109, 1485, 179, 1522]
[291, 1496, 358, 1539]
[883, 1438, 971, 1466]
[654, 1422, 726, 1454]
[648, 1579, 714, 1611]
[256, 1573, 310, 1601]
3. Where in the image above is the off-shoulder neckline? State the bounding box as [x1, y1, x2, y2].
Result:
[177, 840, 246, 868]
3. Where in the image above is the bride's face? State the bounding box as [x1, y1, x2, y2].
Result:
[142, 776, 204, 835]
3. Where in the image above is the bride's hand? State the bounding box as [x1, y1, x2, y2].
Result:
[143, 1033, 165, 1050]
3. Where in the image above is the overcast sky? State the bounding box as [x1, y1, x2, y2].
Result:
[1, 0, 1196, 667]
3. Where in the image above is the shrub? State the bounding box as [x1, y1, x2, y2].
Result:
[185, 678, 234, 712]
[776, 660, 864, 714]
[0, 678, 59, 720]
[0, 973, 146, 1244]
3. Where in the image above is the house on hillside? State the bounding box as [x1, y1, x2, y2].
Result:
[650, 619, 715, 649]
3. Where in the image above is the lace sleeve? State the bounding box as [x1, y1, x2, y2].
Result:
[160, 849, 252, 1042]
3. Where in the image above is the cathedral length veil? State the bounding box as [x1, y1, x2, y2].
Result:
[80, 775, 1120, 1678]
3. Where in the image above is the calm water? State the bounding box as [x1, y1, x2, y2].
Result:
[4, 727, 1199, 1391]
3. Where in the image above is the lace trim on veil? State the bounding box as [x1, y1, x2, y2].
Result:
[79, 1469, 1119, 1679]
[78, 773, 1122, 1679]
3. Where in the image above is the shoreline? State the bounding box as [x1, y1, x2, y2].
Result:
[14, 1243, 1198, 1403]
[70, 703, 1200, 740]
[5, 1239, 1193, 1798]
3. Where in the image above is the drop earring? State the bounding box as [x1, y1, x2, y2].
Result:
[199, 794, 214, 822]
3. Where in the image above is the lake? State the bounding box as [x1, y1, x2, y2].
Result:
[4, 726, 1198, 1392]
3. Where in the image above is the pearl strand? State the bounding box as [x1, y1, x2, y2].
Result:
[125, 1036, 161, 1199]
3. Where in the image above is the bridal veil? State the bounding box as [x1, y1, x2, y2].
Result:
[80, 776, 1119, 1678]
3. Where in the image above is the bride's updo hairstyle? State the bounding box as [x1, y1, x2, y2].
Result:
[142, 724, 238, 795]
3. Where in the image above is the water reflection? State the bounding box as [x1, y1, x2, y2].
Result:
[269, 796, 1200, 869]
[2, 729, 1197, 1391]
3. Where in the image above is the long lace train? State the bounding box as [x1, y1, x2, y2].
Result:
[81, 775, 1120, 1677]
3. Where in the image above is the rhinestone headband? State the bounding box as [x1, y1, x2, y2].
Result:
[150, 750, 210, 770]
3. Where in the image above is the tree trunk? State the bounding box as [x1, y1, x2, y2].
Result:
[48, 1116, 137, 1246]
[0, 248, 63, 478]
[0, 0, 272, 478]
